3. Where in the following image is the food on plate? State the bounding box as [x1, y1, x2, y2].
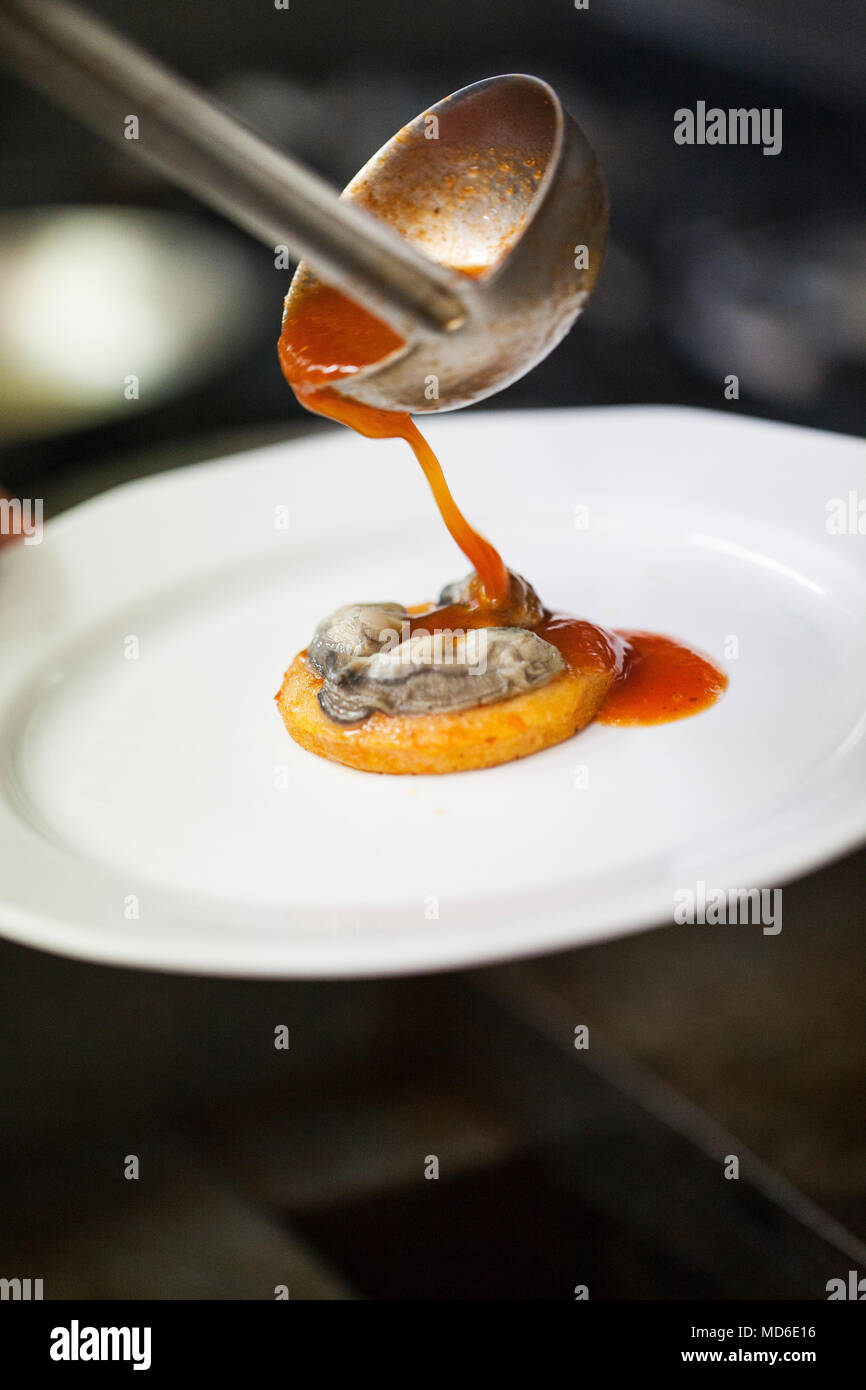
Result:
[276, 572, 622, 774]
[276, 276, 727, 774]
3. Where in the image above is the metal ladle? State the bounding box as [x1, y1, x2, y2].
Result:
[0, 0, 608, 413]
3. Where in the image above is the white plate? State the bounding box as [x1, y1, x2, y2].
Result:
[1, 407, 864, 976]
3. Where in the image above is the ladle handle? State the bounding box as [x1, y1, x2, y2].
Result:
[0, 0, 469, 335]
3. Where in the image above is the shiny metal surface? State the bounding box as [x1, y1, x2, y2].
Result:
[290, 74, 609, 412]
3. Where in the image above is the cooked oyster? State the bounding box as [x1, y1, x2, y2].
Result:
[306, 602, 408, 680]
[438, 571, 546, 628]
[314, 622, 564, 724]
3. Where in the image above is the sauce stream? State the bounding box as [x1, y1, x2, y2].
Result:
[279, 281, 508, 603]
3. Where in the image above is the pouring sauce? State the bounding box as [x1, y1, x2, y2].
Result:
[278, 280, 508, 602]
[279, 279, 726, 725]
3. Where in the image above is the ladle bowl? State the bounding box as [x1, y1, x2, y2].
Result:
[287, 75, 609, 413]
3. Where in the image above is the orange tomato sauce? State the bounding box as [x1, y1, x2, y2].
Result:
[278, 279, 727, 724]
[278, 280, 508, 603]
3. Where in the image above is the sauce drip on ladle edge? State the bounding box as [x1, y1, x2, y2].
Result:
[279, 279, 726, 725]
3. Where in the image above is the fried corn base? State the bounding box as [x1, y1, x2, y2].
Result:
[275, 650, 615, 774]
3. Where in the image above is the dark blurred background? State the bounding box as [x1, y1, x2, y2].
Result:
[0, 0, 865, 1300]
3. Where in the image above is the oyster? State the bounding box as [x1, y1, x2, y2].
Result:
[306, 602, 408, 681]
[309, 596, 564, 724]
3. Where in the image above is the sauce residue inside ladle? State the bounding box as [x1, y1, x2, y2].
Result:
[279, 279, 727, 725]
